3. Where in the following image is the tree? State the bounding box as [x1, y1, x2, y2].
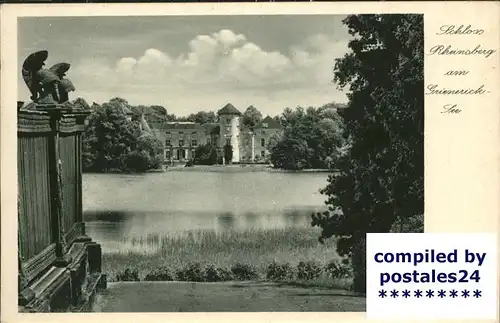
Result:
[269, 104, 344, 170]
[193, 144, 218, 165]
[311, 14, 424, 293]
[223, 144, 233, 164]
[186, 111, 217, 124]
[270, 137, 309, 170]
[83, 100, 139, 172]
[130, 104, 175, 126]
[266, 133, 281, 152]
[242, 105, 263, 129]
[82, 98, 163, 173]
[135, 132, 164, 169]
[70, 97, 91, 110]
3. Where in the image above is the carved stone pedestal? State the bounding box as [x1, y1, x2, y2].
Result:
[19, 240, 107, 313]
[17, 94, 106, 313]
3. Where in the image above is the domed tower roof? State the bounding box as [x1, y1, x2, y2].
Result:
[217, 103, 242, 116]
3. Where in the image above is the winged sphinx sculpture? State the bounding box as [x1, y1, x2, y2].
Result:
[21, 50, 75, 107]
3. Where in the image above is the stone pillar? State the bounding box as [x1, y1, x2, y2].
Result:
[230, 117, 240, 163]
[251, 132, 255, 162]
[185, 148, 189, 160]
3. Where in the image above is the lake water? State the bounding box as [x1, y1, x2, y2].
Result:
[83, 168, 330, 253]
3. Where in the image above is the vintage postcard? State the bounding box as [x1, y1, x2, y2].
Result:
[1, 1, 499, 323]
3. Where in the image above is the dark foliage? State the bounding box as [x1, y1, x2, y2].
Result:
[269, 103, 345, 170]
[81, 98, 163, 173]
[230, 263, 259, 281]
[176, 263, 207, 282]
[223, 144, 233, 164]
[205, 265, 234, 282]
[266, 262, 294, 281]
[144, 266, 175, 281]
[324, 260, 351, 279]
[296, 261, 323, 280]
[116, 268, 140, 282]
[193, 144, 218, 165]
[311, 14, 424, 293]
[242, 105, 263, 130]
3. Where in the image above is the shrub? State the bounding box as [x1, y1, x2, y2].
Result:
[193, 144, 218, 165]
[144, 266, 175, 281]
[266, 262, 294, 281]
[205, 265, 234, 282]
[124, 150, 150, 172]
[116, 268, 140, 282]
[324, 260, 351, 279]
[230, 262, 259, 281]
[218, 267, 235, 281]
[176, 262, 206, 282]
[148, 155, 162, 170]
[297, 261, 322, 280]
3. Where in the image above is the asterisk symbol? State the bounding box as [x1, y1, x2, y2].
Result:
[462, 290, 470, 298]
[390, 289, 399, 298]
[414, 289, 423, 298]
[402, 289, 410, 298]
[426, 289, 434, 298]
[437, 289, 446, 298]
[449, 289, 458, 298]
[378, 289, 387, 298]
[473, 289, 482, 298]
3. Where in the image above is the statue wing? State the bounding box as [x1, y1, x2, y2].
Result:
[60, 79, 75, 92]
[22, 50, 48, 96]
[49, 62, 71, 78]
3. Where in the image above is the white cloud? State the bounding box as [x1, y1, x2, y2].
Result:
[68, 29, 349, 115]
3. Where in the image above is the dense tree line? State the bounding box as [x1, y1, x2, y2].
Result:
[311, 14, 424, 293]
[72, 96, 347, 171]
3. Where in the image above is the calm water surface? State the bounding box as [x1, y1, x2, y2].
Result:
[83, 169, 329, 253]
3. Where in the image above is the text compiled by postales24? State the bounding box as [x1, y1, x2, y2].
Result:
[366, 233, 497, 320]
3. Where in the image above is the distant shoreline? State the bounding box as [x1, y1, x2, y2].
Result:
[83, 165, 337, 175]
[166, 164, 334, 173]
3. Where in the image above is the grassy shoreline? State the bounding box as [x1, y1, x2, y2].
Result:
[101, 228, 352, 289]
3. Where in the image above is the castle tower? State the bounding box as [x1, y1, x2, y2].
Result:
[217, 103, 242, 164]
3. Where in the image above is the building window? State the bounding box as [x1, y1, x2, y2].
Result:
[226, 138, 231, 146]
[192, 132, 197, 136]
[165, 150, 171, 159]
[207, 138, 211, 145]
[179, 132, 183, 135]
[226, 118, 231, 123]
[261, 138, 265, 147]
[262, 123, 268, 128]
[261, 150, 265, 157]
[191, 139, 197, 147]
[166, 131, 171, 135]
[165, 139, 171, 146]
[179, 139, 184, 146]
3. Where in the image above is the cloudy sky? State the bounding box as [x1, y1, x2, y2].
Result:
[18, 15, 351, 116]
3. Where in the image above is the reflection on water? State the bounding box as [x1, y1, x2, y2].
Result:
[83, 171, 328, 253]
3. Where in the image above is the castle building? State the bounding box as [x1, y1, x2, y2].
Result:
[153, 103, 283, 164]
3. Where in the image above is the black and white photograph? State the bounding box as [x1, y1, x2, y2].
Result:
[15, 12, 424, 312]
